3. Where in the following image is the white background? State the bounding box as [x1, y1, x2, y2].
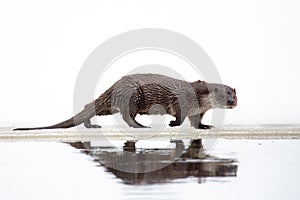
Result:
[0, 0, 299, 127]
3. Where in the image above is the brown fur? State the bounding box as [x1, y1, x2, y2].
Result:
[13, 74, 237, 131]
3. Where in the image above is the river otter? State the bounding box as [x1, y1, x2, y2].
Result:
[13, 74, 237, 131]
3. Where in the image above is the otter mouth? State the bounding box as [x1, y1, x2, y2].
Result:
[225, 100, 237, 109]
[228, 106, 235, 109]
[213, 99, 237, 109]
[224, 105, 236, 109]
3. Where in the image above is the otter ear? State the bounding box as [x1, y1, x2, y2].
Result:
[233, 88, 236, 93]
[214, 88, 219, 93]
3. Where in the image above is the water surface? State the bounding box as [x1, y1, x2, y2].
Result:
[1, 138, 299, 200]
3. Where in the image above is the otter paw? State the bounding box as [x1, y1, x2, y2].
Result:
[169, 120, 181, 127]
[85, 124, 102, 128]
[91, 125, 102, 128]
[198, 124, 214, 129]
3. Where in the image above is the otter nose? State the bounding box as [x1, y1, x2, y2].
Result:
[227, 100, 235, 105]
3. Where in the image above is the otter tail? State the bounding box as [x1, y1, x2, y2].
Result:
[13, 102, 97, 131]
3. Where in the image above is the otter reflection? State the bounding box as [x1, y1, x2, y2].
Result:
[69, 139, 238, 184]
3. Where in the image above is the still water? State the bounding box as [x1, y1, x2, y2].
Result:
[0, 139, 300, 200]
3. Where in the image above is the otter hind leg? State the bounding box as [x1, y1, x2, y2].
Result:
[122, 113, 148, 128]
[82, 103, 102, 128]
[83, 118, 102, 128]
[120, 106, 149, 128]
[169, 118, 183, 127]
[169, 103, 185, 127]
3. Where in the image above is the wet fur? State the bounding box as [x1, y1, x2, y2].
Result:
[13, 74, 237, 131]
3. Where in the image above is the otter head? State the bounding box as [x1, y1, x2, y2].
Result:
[208, 84, 237, 109]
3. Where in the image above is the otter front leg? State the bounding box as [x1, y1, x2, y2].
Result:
[198, 124, 214, 129]
[189, 113, 214, 129]
[84, 118, 102, 128]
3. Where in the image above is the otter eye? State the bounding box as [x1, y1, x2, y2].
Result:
[214, 88, 218, 93]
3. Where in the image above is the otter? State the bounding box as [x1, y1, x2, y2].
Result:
[13, 74, 237, 131]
